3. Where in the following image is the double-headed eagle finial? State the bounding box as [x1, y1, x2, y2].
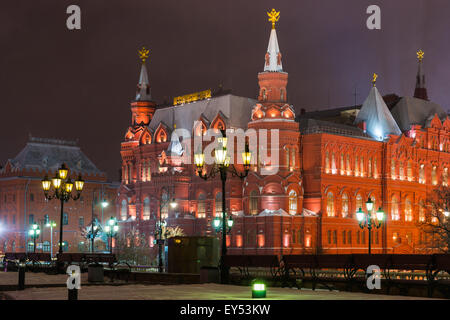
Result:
[267, 9, 280, 29]
[138, 46, 150, 63]
[417, 49, 424, 62]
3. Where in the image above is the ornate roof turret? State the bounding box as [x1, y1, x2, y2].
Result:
[135, 47, 152, 101]
[263, 9, 283, 72]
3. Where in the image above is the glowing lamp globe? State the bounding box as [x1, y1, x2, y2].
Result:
[41, 176, 51, 191]
[227, 216, 234, 228]
[65, 179, 74, 193]
[212, 217, 221, 230]
[52, 176, 62, 189]
[75, 176, 84, 192]
[365, 198, 374, 212]
[376, 207, 385, 221]
[356, 208, 365, 222]
[58, 164, 69, 180]
[101, 201, 109, 208]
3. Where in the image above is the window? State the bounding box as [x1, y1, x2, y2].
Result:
[341, 193, 349, 218]
[360, 157, 364, 176]
[298, 229, 303, 245]
[291, 230, 296, 244]
[391, 159, 396, 179]
[419, 164, 425, 184]
[407, 161, 413, 181]
[143, 197, 150, 220]
[374, 158, 377, 178]
[404, 198, 413, 222]
[391, 196, 400, 221]
[443, 168, 449, 186]
[326, 192, 334, 217]
[399, 162, 404, 180]
[331, 152, 336, 174]
[29, 214, 34, 225]
[44, 214, 49, 224]
[11, 241, 15, 252]
[368, 157, 372, 177]
[342, 230, 346, 244]
[291, 148, 296, 168]
[356, 194, 363, 213]
[249, 190, 258, 215]
[30, 193, 34, 202]
[121, 199, 128, 221]
[347, 231, 352, 244]
[333, 230, 337, 244]
[215, 192, 223, 217]
[79, 216, 84, 227]
[27, 242, 34, 252]
[78, 241, 85, 252]
[63, 213, 68, 225]
[12, 215, 16, 225]
[288, 190, 297, 215]
[197, 193, 206, 218]
[432, 166, 438, 185]
[340, 153, 345, 175]
[43, 241, 50, 253]
[419, 200, 425, 222]
[346, 154, 351, 175]
[355, 156, 359, 176]
[285, 147, 290, 168]
[325, 151, 330, 173]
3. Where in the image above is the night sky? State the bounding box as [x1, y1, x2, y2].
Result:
[1, 0, 449, 181]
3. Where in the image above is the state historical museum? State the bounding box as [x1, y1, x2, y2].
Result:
[118, 13, 449, 256]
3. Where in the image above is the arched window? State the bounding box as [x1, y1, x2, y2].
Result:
[407, 161, 413, 181]
[419, 200, 425, 222]
[419, 164, 425, 184]
[399, 162, 404, 180]
[391, 159, 396, 179]
[197, 193, 206, 218]
[432, 166, 438, 185]
[355, 156, 359, 176]
[143, 197, 150, 220]
[368, 157, 372, 177]
[443, 168, 448, 186]
[121, 199, 128, 221]
[326, 192, 334, 217]
[391, 196, 400, 221]
[63, 213, 68, 225]
[331, 153, 336, 174]
[360, 157, 364, 177]
[215, 192, 222, 217]
[285, 147, 290, 168]
[325, 151, 330, 173]
[356, 194, 363, 212]
[340, 153, 345, 175]
[405, 198, 413, 222]
[250, 190, 258, 215]
[291, 148, 296, 168]
[341, 193, 349, 218]
[346, 154, 351, 175]
[374, 158, 378, 178]
[288, 190, 297, 215]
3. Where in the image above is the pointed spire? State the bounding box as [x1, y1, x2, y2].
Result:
[135, 46, 152, 101]
[414, 49, 428, 100]
[264, 9, 282, 72]
[355, 74, 402, 140]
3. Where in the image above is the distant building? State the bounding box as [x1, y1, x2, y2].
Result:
[0, 136, 119, 254]
[119, 12, 450, 255]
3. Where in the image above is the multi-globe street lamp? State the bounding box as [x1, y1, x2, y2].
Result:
[104, 217, 119, 254]
[194, 129, 251, 284]
[356, 197, 385, 254]
[45, 221, 56, 257]
[41, 164, 84, 259]
[28, 223, 40, 253]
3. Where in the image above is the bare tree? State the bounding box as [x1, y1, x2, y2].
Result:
[418, 186, 450, 253]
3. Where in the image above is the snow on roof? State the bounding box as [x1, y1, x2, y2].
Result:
[258, 208, 290, 217]
[355, 86, 401, 140]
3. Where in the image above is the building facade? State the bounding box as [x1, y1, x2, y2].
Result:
[0, 137, 118, 254]
[118, 12, 449, 256]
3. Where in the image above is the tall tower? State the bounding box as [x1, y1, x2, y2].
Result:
[247, 9, 301, 213]
[130, 47, 156, 126]
[414, 49, 428, 101]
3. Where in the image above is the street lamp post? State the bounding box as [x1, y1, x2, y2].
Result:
[45, 221, 56, 257]
[156, 187, 177, 273]
[104, 217, 118, 254]
[28, 223, 40, 253]
[194, 129, 251, 284]
[356, 197, 385, 255]
[41, 164, 84, 267]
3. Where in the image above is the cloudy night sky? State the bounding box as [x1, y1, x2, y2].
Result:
[1, 0, 449, 180]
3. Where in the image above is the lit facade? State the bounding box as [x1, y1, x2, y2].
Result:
[118, 14, 449, 256]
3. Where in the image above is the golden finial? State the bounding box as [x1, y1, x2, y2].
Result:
[267, 9, 280, 29]
[372, 73, 378, 87]
[138, 46, 150, 63]
[173, 124, 176, 129]
[417, 49, 424, 62]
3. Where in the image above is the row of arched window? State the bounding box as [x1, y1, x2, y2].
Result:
[325, 151, 378, 178]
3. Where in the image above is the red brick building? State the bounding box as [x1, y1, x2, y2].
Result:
[0, 137, 118, 254]
[118, 14, 449, 256]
